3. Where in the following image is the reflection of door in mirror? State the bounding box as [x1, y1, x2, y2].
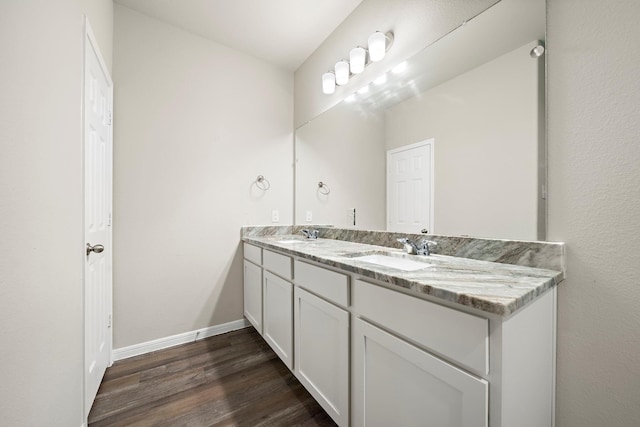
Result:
[387, 140, 434, 233]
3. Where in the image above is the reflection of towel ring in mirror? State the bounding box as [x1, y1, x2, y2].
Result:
[318, 181, 330, 195]
[255, 175, 270, 190]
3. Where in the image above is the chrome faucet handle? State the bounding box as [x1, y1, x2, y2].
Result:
[396, 238, 418, 254]
[417, 239, 438, 256]
[300, 229, 319, 239]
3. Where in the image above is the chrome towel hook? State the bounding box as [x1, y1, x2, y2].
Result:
[255, 175, 270, 190]
[318, 181, 330, 195]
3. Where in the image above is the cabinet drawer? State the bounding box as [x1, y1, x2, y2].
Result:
[263, 249, 292, 280]
[294, 260, 349, 307]
[243, 243, 262, 265]
[353, 279, 489, 375]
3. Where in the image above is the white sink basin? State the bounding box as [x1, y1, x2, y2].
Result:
[277, 239, 307, 244]
[352, 254, 434, 271]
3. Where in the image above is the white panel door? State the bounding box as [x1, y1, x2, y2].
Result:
[387, 140, 434, 233]
[263, 271, 293, 369]
[294, 287, 349, 426]
[84, 20, 113, 418]
[353, 319, 488, 427]
[243, 260, 263, 333]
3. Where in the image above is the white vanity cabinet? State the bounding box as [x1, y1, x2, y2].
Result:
[242, 242, 557, 427]
[262, 250, 294, 369]
[352, 279, 489, 427]
[294, 261, 350, 426]
[352, 278, 556, 427]
[242, 243, 263, 333]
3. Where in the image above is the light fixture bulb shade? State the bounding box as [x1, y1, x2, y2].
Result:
[349, 47, 366, 74]
[322, 72, 336, 94]
[368, 31, 386, 62]
[335, 60, 349, 85]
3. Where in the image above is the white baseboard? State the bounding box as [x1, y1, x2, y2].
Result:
[112, 318, 250, 361]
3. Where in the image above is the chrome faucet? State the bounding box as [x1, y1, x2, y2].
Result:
[396, 238, 438, 256]
[300, 229, 319, 239]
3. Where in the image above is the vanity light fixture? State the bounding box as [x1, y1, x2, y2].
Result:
[320, 30, 394, 95]
[335, 60, 350, 85]
[368, 31, 388, 62]
[322, 71, 336, 94]
[349, 47, 366, 74]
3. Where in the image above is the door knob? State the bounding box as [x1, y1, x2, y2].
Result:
[86, 243, 105, 256]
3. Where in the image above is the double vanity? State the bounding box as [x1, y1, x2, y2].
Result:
[241, 226, 564, 427]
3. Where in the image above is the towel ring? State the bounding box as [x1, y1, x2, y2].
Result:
[255, 175, 270, 191]
[318, 181, 330, 195]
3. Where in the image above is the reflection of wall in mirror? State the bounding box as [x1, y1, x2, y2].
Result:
[295, 103, 386, 229]
[386, 41, 543, 240]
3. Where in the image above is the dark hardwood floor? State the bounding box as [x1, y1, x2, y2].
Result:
[89, 327, 337, 427]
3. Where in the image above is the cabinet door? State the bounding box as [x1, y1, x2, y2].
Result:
[243, 260, 262, 334]
[263, 271, 293, 369]
[353, 319, 488, 427]
[294, 287, 349, 426]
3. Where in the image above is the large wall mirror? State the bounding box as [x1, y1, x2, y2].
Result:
[294, 0, 546, 241]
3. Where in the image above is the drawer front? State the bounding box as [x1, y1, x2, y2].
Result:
[353, 279, 489, 375]
[243, 243, 262, 265]
[263, 249, 293, 280]
[294, 260, 349, 307]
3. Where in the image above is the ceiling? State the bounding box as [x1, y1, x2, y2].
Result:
[114, 0, 364, 71]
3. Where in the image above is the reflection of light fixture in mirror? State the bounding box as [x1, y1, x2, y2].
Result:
[345, 94, 356, 102]
[322, 72, 336, 94]
[349, 47, 366, 74]
[373, 74, 387, 85]
[335, 60, 349, 85]
[357, 85, 369, 94]
[392, 61, 407, 74]
[368, 31, 393, 62]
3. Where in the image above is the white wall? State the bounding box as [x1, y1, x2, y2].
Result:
[113, 5, 293, 348]
[294, 0, 498, 127]
[386, 42, 541, 240]
[0, 0, 112, 425]
[547, 0, 640, 425]
[295, 102, 386, 229]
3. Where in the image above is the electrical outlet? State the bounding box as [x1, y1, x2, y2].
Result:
[271, 210, 279, 223]
[306, 211, 313, 222]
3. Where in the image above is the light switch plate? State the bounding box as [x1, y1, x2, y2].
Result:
[271, 210, 279, 223]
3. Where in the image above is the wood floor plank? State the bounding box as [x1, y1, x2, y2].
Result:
[89, 327, 337, 427]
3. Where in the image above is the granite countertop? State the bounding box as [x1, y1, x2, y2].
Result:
[243, 234, 564, 317]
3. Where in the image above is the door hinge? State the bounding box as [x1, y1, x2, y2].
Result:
[108, 212, 112, 227]
[108, 314, 112, 328]
[107, 110, 112, 126]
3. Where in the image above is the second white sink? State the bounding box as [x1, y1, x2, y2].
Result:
[352, 254, 434, 271]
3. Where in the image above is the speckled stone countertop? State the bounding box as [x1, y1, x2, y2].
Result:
[243, 234, 564, 317]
